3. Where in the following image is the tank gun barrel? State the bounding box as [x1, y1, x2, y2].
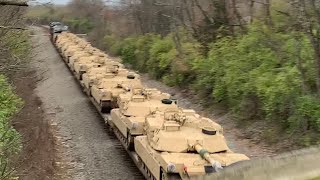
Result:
[194, 144, 223, 171]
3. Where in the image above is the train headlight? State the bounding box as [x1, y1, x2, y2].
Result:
[167, 163, 176, 173]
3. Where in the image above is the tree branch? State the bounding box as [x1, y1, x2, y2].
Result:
[0, 26, 27, 30]
[0, 0, 28, 6]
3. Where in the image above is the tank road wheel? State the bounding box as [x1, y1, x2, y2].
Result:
[126, 132, 134, 151]
[100, 101, 111, 113]
[107, 120, 114, 132]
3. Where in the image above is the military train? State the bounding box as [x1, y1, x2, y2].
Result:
[50, 30, 250, 180]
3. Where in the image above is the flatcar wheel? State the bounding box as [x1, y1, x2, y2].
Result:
[107, 121, 113, 131]
[79, 71, 85, 80]
[100, 101, 111, 113]
[126, 133, 134, 151]
[88, 88, 92, 96]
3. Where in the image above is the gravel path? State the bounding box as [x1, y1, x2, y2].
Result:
[30, 27, 144, 180]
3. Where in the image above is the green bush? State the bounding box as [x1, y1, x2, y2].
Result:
[120, 37, 138, 65]
[193, 23, 320, 142]
[0, 75, 23, 179]
[148, 35, 176, 79]
[65, 18, 94, 33]
[103, 23, 320, 145]
[133, 34, 160, 72]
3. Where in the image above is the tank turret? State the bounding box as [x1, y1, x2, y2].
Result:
[56, 33, 74, 53]
[73, 54, 108, 79]
[63, 41, 92, 61]
[69, 51, 92, 68]
[62, 44, 83, 61]
[134, 109, 249, 179]
[110, 88, 178, 150]
[82, 61, 124, 90]
[90, 70, 142, 113]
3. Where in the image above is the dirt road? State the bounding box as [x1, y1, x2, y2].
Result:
[30, 27, 143, 179]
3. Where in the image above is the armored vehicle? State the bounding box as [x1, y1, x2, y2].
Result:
[134, 109, 249, 180]
[56, 33, 74, 51]
[68, 46, 107, 66]
[110, 88, 178, 150]
[62, 41, 91, 62]
[68, 51, 92, 68]
[90, 70, 142, 113]
[73, 54, 108, 79]
[82, 61, 124, 90]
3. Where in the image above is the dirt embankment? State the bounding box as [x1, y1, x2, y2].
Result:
[12, 69, 56, 179]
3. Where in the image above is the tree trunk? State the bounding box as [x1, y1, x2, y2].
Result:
[311, 38, 320, 96]
[248, 0, 254, 23]
[230, 0, 246, 32]
[0, 0, 28, 6]
[264, 0, 273, 27]
[295, 36, 309, 94]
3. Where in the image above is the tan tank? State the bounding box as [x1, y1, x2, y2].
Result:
[73, 54, 108, 79]
[68, 51, 92, 68]
[82, 61, 124, 90]
[62, 42, 91, 62]
[109, 88, 178, 150]
[56, 33, 74, 53]
[134, 109, 249, 180]
[90, 70, 142, 112]
[62, 43, 81, 58]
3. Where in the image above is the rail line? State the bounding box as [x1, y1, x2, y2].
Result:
[48, 30, 165, 180]
[47, 27, 250, 180]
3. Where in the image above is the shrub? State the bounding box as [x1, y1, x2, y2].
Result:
[148, 35, 176, 79]
[133, 34, 160, 72]
[104, 24, 320, 145]
[120, 37, 138, 64]
[0, 75, 23, 179]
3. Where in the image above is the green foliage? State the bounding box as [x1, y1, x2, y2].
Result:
[102, 35, 124, 56]
[133, 34, 161, 72]
[65, 18, 94, 34]
[290, 96, 320, 132]
[148, 35, 176, 79]
[4, 32, 31, 60]
[193, 23, 320, 142]
[97, 1, 320, 146]
[120, 37, 138, 65]
[105, 30, 202, 87]
[0, 75, 22, 179]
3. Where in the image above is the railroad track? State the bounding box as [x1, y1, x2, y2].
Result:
[48, 29, 171, 180]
